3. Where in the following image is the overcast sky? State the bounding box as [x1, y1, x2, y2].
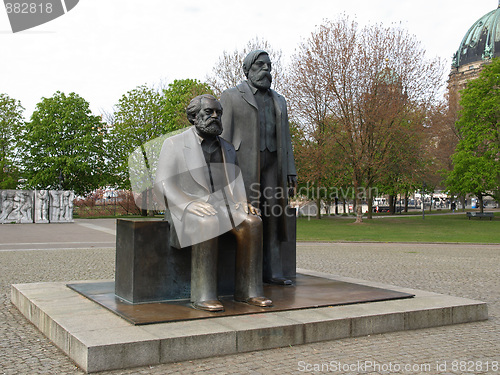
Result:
[1, 0, 496, 119]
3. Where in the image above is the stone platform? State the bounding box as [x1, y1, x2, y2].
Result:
[67, 273, 413, 325]
[11, 269, 488, 373]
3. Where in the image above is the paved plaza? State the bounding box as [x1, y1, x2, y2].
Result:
[0, 219, 499, 374]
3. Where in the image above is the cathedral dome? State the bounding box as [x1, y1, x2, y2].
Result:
[452, 2, 500, 68]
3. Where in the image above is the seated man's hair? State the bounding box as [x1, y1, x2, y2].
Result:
[186, 94, 219, 125]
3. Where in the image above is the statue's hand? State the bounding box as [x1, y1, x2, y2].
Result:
[246, 203, 261, 216]
[235, 202, 261, 216]
[186, 201, 217, 217]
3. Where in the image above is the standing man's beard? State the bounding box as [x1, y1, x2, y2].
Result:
[196, 118, 222, 136]
[249, 71, 272, 90]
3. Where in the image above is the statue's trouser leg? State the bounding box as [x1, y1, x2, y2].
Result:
[260, 150, 284, 279]
[233, 215, 264, 300]
[186, 214, 220, 303]
[190, 237, 219, 303]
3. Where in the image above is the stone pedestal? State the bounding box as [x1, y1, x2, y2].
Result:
[12, 273, 488, 373]
[114, 215, 297, 304]
[115, 219, 190, 303]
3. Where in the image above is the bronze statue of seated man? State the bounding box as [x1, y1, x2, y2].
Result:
[155, 94, 272, 312]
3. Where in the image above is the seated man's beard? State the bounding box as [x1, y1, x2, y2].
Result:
[197, 119, 222, 136]
[250, 72, 272, 90]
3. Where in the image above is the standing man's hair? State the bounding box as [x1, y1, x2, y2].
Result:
[242, 50, 269, 78]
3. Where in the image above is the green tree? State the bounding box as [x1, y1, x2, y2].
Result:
[162, 79, 213, 131]
[20, 92, 110, 195]
[446, 151, 498, 212]
[445, 58, 500, 212]
[107, 84, 165, 189]
[0, 93, 24, 189]
[107, 79, 213, 190]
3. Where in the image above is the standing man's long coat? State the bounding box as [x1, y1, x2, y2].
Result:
[221, 81, 296, 240]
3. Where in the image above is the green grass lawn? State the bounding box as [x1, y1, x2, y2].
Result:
[297, 214, 500, 243]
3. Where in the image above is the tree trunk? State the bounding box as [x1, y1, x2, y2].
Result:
[478, 194, 484, 214]
[147, 189, 155, 217]
[366, 188, 373, 219]
[342, 199, 346, 215]
[460, 195, 466, 211]
[355, 197, 363, 223]
[141, 191, 147, 217]
[388, 194, 395, 215]
[316, 195, 321, 219]
[404, 192, 409, 213]
[334, 197, 339, 215]
[353, 180, 362, 223]
[141, 147, 152, 217]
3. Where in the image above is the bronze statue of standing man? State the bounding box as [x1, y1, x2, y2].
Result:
[221, 50, 297, 285]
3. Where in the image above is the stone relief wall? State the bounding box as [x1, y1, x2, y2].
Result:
[0, 190, 74, 224]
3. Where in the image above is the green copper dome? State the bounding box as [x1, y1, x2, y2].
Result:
[452, 3, 500, 68]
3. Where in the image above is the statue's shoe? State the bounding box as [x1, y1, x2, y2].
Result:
[243, 296, 273, 307]
[192, 300, 224, 312]
[264, 277, 293, 285]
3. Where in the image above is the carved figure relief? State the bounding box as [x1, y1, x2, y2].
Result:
[0, 190, 74, 224]
[35, 190, 49, 223]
